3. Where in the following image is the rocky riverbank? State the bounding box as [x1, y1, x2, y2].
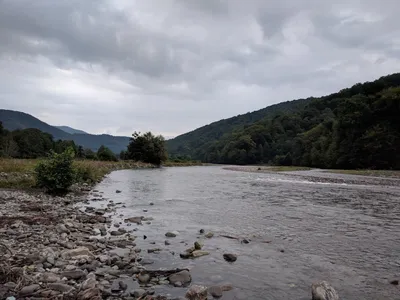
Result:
[0, 184, 237, 300]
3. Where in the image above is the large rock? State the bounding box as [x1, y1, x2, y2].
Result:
[169, 270, 191, 285]
[186, 285, 208, 300]
[194, 241, 203, 250]
[138, 273, 150, 284]
[61, 247, 94, 260]
[311, 281, 339, 300]
[19, 284, 40, 296]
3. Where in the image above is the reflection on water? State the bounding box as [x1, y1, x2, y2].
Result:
[90, 166, 400, 300]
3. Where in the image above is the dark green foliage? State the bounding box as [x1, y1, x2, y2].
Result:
[97, 145, 117, 161]
[168, 73, 400, 169]
[54, 139, 77, 155]
[0, 109, 130, 153]
[34, 148, 76, 193]
[127, 132, 167, 165]
[83, 148, 97, 160]
[12, 128, 54, 158]
[119, 150, 127, 160]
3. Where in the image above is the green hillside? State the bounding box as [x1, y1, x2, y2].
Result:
[168, 73, 400, 169]
[167, 98, 313, 157]
[0, 109, 130, 153]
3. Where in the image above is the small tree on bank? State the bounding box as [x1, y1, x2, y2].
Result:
[35, 148, 75, 193]
[126, 131, 167, 165]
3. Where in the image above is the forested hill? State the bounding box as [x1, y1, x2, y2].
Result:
[0, 109, 130, 153]
[167, 73, 400, 170]
[167, 98, 313, 157]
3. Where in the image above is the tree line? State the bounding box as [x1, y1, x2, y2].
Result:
[172, 74, 400, 170]
[0, 124, 168, 165]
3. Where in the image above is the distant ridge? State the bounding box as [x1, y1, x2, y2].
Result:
[55, 125, 88, 135]
[0, 109, 130, 153]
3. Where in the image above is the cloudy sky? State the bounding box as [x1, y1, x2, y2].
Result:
[0, 0, 399, 138]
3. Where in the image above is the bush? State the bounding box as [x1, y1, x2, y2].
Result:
[35, 148, 75, 193]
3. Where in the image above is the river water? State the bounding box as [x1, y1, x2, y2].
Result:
[89, 166, 400, 299]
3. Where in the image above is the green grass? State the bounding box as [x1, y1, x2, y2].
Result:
[0, 158, 205, 189]
[0, 158, 154, 189]
[325, 169, 400, 179]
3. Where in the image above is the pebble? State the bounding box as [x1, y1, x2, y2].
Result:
[209, 285, 223, 298]
[223, 253, 237, 262]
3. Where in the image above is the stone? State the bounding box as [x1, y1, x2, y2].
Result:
[221, 284, 233, 291]
[148, 248, 162, 253]
[124, 217, 142, 224]
[82, 276, 97, 290]
[185, 285, 208, 300]
[61, 269, 86, 280]
[192, 250, 209, 258]
[138, 273, 150, 284]
[311, 281, 339, 300]
[48, 283, 74, 293]
[77, 287, 102, 300]
[169, 270, 191, 285]
[143, 209, 148, 212]
[119, 281, 128, 290]
[223, 253, 237, 262]
[4, 282, 17, 289]
[41, 272, 61, 283]
[165, 240, 171, 245]
[205, 232, 214, 238]
[390, 280, 399, 285]
[241, 239, 250, 244]
[199, 229, 205, 234]
[194, 241, 203, 250]
[208, 286, 223, 298]
[98, 255, 110, 263]
[61, 247, 94, 259]
[19, 284, 40, 296]
[116, 190, 122, 193]
[110, 230, 124, 236]
[149, 202, 154, 206]
[180, 252, 191, 259]
[174, 281, 182, 287]
[131, 288, 146, 297]
[57, 224, 70, 233]
[165, 232, 177, 237]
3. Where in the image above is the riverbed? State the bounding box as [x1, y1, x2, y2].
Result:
[88, 166, 400, 299]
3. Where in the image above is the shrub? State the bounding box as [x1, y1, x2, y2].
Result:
[35, 148, 75, 193]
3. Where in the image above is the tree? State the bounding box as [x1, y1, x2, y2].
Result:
[126, 131, 167, 165]
[97, 145, 117, 161]
[83, 148, 97, 160]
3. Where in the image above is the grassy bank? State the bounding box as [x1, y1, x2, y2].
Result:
[0, 158, 205, 189]
[0, 159, 154, 189]
[325, 169, 400, 179]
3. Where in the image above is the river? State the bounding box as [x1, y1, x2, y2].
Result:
[88, 166, 400, 299]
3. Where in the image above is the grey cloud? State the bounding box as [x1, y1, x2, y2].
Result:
[0, 0, 400, 137]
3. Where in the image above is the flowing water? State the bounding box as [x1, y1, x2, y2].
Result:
[88, 166, 400, 299]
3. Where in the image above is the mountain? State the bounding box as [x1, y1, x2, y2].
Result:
[167, 73, 400, 169]
[56, 126, 87, 135]
[167, 98, 313, 157]
[0, 110, 70, 140]
[0, 109, 130, 153]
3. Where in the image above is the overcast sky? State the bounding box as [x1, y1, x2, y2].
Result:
[1, 0, 399, 138]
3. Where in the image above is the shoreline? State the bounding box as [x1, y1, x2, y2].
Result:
[0, 180, 191, 300]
